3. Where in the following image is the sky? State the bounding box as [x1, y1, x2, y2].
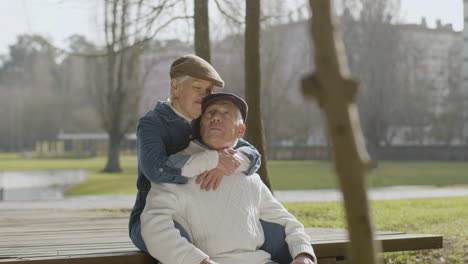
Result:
[0, 0, 464, 55]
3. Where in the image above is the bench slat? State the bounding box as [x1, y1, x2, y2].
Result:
[0, 210, 443, 263]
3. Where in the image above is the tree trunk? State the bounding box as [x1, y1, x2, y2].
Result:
[194, 0, 211, 62]
[303, 1, 382, 263]
[103, 131, 122, 172]
[244, 0, 271, 190]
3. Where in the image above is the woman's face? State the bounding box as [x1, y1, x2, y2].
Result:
[171, 76, 214, 119]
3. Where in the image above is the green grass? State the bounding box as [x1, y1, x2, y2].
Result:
[269, 160, 468, 190]
[285, 197, 468, 264]
[1, 153, 465, 262]
[1, 153, 467, 195]
[269, 161, 337, 190]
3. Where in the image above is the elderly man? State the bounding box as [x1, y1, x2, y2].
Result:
[141, 93, 316, 264]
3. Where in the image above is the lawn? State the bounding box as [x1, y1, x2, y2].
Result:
[1, 153, 466, 263]
[0, 153, 467, 195]
[285, 196, 468, 264]
[269, 160, 468, 190]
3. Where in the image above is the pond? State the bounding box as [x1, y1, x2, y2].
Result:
[0, 169, 88, 201]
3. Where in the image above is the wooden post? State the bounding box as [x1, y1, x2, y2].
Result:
[303, 1, 382, 264]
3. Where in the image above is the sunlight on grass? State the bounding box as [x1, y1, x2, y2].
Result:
[285, 197, 468, 264]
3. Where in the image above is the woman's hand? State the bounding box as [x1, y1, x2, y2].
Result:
[196, 149, 240, 191]
[291, 253, 315, 264]
[216, 148, 240, 175]
[200, 258, 217, 264]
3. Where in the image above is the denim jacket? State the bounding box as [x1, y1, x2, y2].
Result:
[129, 101, 261, 235]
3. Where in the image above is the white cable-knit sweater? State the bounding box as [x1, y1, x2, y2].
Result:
[141, 141, 315, 264]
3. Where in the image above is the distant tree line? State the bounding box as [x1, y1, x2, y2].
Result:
[0, 33, 181, 152]
[0, 0, 466, 158]
[0, 34, 99, 152]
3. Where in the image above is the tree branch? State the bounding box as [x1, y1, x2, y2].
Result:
[213, 0, 243, 26]
[36, 15, 192, 58]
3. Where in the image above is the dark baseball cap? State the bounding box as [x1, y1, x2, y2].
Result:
[202, 93, 248, 122]
[191, 93, 248, 140]
[170, 54, 224, 88]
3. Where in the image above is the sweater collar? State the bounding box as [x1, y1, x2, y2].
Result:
[192, 139, 210, 150]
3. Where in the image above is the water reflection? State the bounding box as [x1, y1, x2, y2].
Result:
[0, 169, 87, 201]
[1, 187, 63, 201]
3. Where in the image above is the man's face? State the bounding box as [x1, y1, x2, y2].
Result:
[171, 76, 214, 119]
[200, 100, 246, 150]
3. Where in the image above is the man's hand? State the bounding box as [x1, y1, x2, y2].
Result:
[196, 149, 240, 191]
[200, 258, 217, 264]
[291, 253, 315, 264]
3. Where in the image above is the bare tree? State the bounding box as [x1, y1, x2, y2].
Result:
[244, 0, 271, 189]
[194, 0, 211, 61]
[211, 0, 324, 151]
[259, 18, 324, 146]
[95, 0, 162, 172]
[340, 0, 402, 156]
[91, 0, 186, 172]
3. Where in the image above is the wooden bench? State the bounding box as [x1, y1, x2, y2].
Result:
[0, 209, 442, 264]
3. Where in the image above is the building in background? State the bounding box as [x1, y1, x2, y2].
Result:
[400, 19, 461, 116]
[32, 133, 137, 158]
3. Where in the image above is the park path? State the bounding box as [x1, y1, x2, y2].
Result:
[0, 185, 467, 210]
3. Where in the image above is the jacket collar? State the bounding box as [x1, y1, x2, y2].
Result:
[153, 101, 184, 123]
[154, 101, 197, 126]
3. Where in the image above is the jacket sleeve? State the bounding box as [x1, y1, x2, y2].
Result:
[137, 116, 190, 184]
[141, 183, 209, 264]
[234, 138, 261, 175]
[257, 177, 316, 262]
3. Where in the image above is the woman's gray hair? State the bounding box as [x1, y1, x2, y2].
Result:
[168, 75, 189, 102]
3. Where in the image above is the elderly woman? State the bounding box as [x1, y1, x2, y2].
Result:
[129, 54, 292, 263]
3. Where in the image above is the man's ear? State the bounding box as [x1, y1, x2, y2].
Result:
[238, 124, 246, 138]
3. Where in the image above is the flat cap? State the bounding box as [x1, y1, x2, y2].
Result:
[170, 54, 224, 88]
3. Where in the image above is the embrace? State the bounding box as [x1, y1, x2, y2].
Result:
[129, 54, 316, 264]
